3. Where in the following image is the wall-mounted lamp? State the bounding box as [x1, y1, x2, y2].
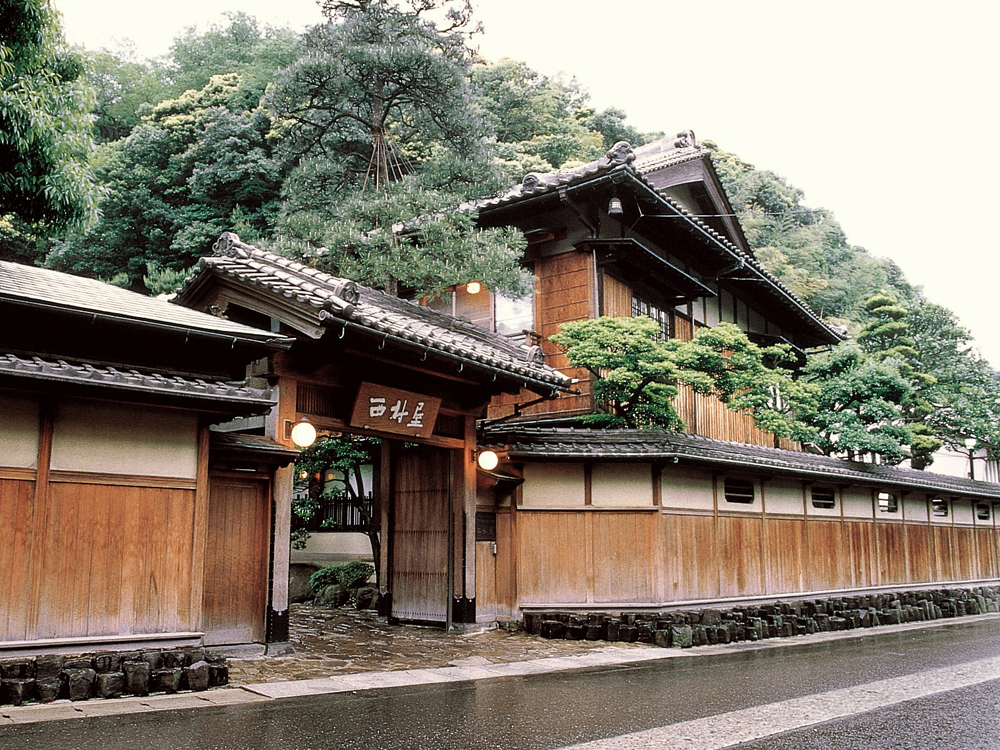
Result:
[608, 196, 623, 216]
[289, 416, 317, 448]
[466, 280, 482, 295]
[476, 449, 500, 471]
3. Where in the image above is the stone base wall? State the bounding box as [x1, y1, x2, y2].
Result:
[0, 647, 229, 706]
[525, 586, 1000, 649]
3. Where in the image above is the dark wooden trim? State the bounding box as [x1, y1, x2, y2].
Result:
[190, 423, 211, 632]
[583, 463, 593, 506]
[26, 401, 54, 641]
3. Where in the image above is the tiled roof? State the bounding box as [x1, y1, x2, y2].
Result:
[489, 427, 1000, 501]
[0, 353, 276, 410]
[209, 432, 299, 463]
[0, 260, 287, 344]
[475, 139, 842, 345]
[179, 234, 573, 395]
[631, 130, 707, 173]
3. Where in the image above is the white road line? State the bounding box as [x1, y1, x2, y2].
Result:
[558, 655, 1000, 750]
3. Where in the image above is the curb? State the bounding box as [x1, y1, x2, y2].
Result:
[3, 612, 998, 726]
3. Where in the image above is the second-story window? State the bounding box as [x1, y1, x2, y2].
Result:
[495, 292, 534, 336]
[632, 296, 671, 339]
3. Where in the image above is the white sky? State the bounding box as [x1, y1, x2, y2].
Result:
[56, 0, 1000, 364]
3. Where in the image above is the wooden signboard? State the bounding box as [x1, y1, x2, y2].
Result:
[349, 382, 441, 438]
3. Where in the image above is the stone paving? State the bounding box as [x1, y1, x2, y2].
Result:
[226, 604, 651, 686]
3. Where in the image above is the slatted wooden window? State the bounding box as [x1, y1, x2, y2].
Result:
[931, 497, 949, 517]
[877, 491, 898, 513]
[632, 296, 671, 339]
[811, 486, 836, 509]
[723, 478, 755, 504]
[976, 503, 991, 521]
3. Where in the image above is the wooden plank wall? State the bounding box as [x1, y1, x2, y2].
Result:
[512, 478, 1000, 609]
[0, 475, 198, 642]
[489, 251, 595, 421]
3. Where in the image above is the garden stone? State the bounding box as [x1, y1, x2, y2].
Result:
[35, 655, 63, 680]
[208, 663, 229, 687]
[315, 584, 350, 608]
[35, 679, 61, 702]
[1, 679, 34, 705]
[289, 563, 320, 603]
[152, 668, 182, 693]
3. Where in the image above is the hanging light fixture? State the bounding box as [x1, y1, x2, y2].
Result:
[608, 196, 624, 216]
[466, 280, 482, 295]
[477, 449, 500, 471]
[290, 416, 317, 448]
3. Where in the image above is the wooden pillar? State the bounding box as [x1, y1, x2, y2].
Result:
[265, 374, 296, 649]
[451, 414, 478, 627]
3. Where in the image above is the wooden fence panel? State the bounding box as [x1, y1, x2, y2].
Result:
[516, 512, 588, 604]
[905, 526, 932, 584]
[954, 527, 978, 580]
[718, 516, 764, 598]
[976, 528, 998, 579]
[932, 526, 955, 581]
[591, 513, 655, 603]
[32, 482, 196, 641]
[660, 514, 719, 602]
[804, 520, 848, 592]
[764, 519, 804, 594]
[845, 521, 875, 589]
[0, 478, 35, 642]
[875, 523, 908, 585]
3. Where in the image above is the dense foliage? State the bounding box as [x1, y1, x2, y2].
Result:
[0, 0, 101, 244]
[4, 6, 998, 468]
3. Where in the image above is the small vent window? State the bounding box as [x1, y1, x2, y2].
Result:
[931, 497, 949, 517]
[811, 486, 836, 509]
[877, 491, 898, 514]
[977, 503, 991, 521]
[724, 478, 755, 504]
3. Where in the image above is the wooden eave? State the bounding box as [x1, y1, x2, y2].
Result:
[577, 237, 716, 303]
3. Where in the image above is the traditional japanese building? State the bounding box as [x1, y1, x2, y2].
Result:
[0, 260, 296, 654]
[459, 133, 1000, 618]
[175, 233, 571, 629]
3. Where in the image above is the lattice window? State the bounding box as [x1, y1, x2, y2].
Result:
[632, 296, 671, 339]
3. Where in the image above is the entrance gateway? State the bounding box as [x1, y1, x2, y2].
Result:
[175, 233, 570, 639]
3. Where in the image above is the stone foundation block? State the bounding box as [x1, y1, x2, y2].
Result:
[66, 668, 96, 701]
[184, 661, 211, 692]
[97, 672, 126, 699]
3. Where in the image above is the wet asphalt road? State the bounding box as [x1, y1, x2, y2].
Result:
[4, 619, 1000, 749]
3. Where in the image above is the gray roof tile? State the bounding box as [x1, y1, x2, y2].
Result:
[0, 260, 284, 341]
[181, 234, 573, 394]
[0, 353, 276, 409]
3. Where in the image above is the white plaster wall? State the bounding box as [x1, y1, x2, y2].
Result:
[952, 498, 975, 526]
[842, 487, 875, 519]
[50, 400, 198, 478]
[904, 494, 930, 523]
[763, 478, 803, 516]
[703, 295, 721, 327]
[591, 464, 653, 507]
[521, 463, 585, 507]
[0, 391, 38, 468]
[660, 467, 714, 512]
[293, 532, 373, 560]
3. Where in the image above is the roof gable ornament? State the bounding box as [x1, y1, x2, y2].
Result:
[604, 141, 636, 167]
[212, 231, 253, 259]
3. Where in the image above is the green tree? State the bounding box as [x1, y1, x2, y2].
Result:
[799, 344, 914, 464]
[0, 0, 101, 237]
[46, 73, 284, 286]
[267, 0, 485, 190]
[83, 45, 172, 143]
[293, 435, 382, 588]
[550, 317, 813, 438]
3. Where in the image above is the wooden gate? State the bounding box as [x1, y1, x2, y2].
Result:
[391, 446, 450, 622]
[202, 474, 270, 645]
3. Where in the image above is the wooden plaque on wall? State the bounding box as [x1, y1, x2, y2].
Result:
[349, 382, 442, 438]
